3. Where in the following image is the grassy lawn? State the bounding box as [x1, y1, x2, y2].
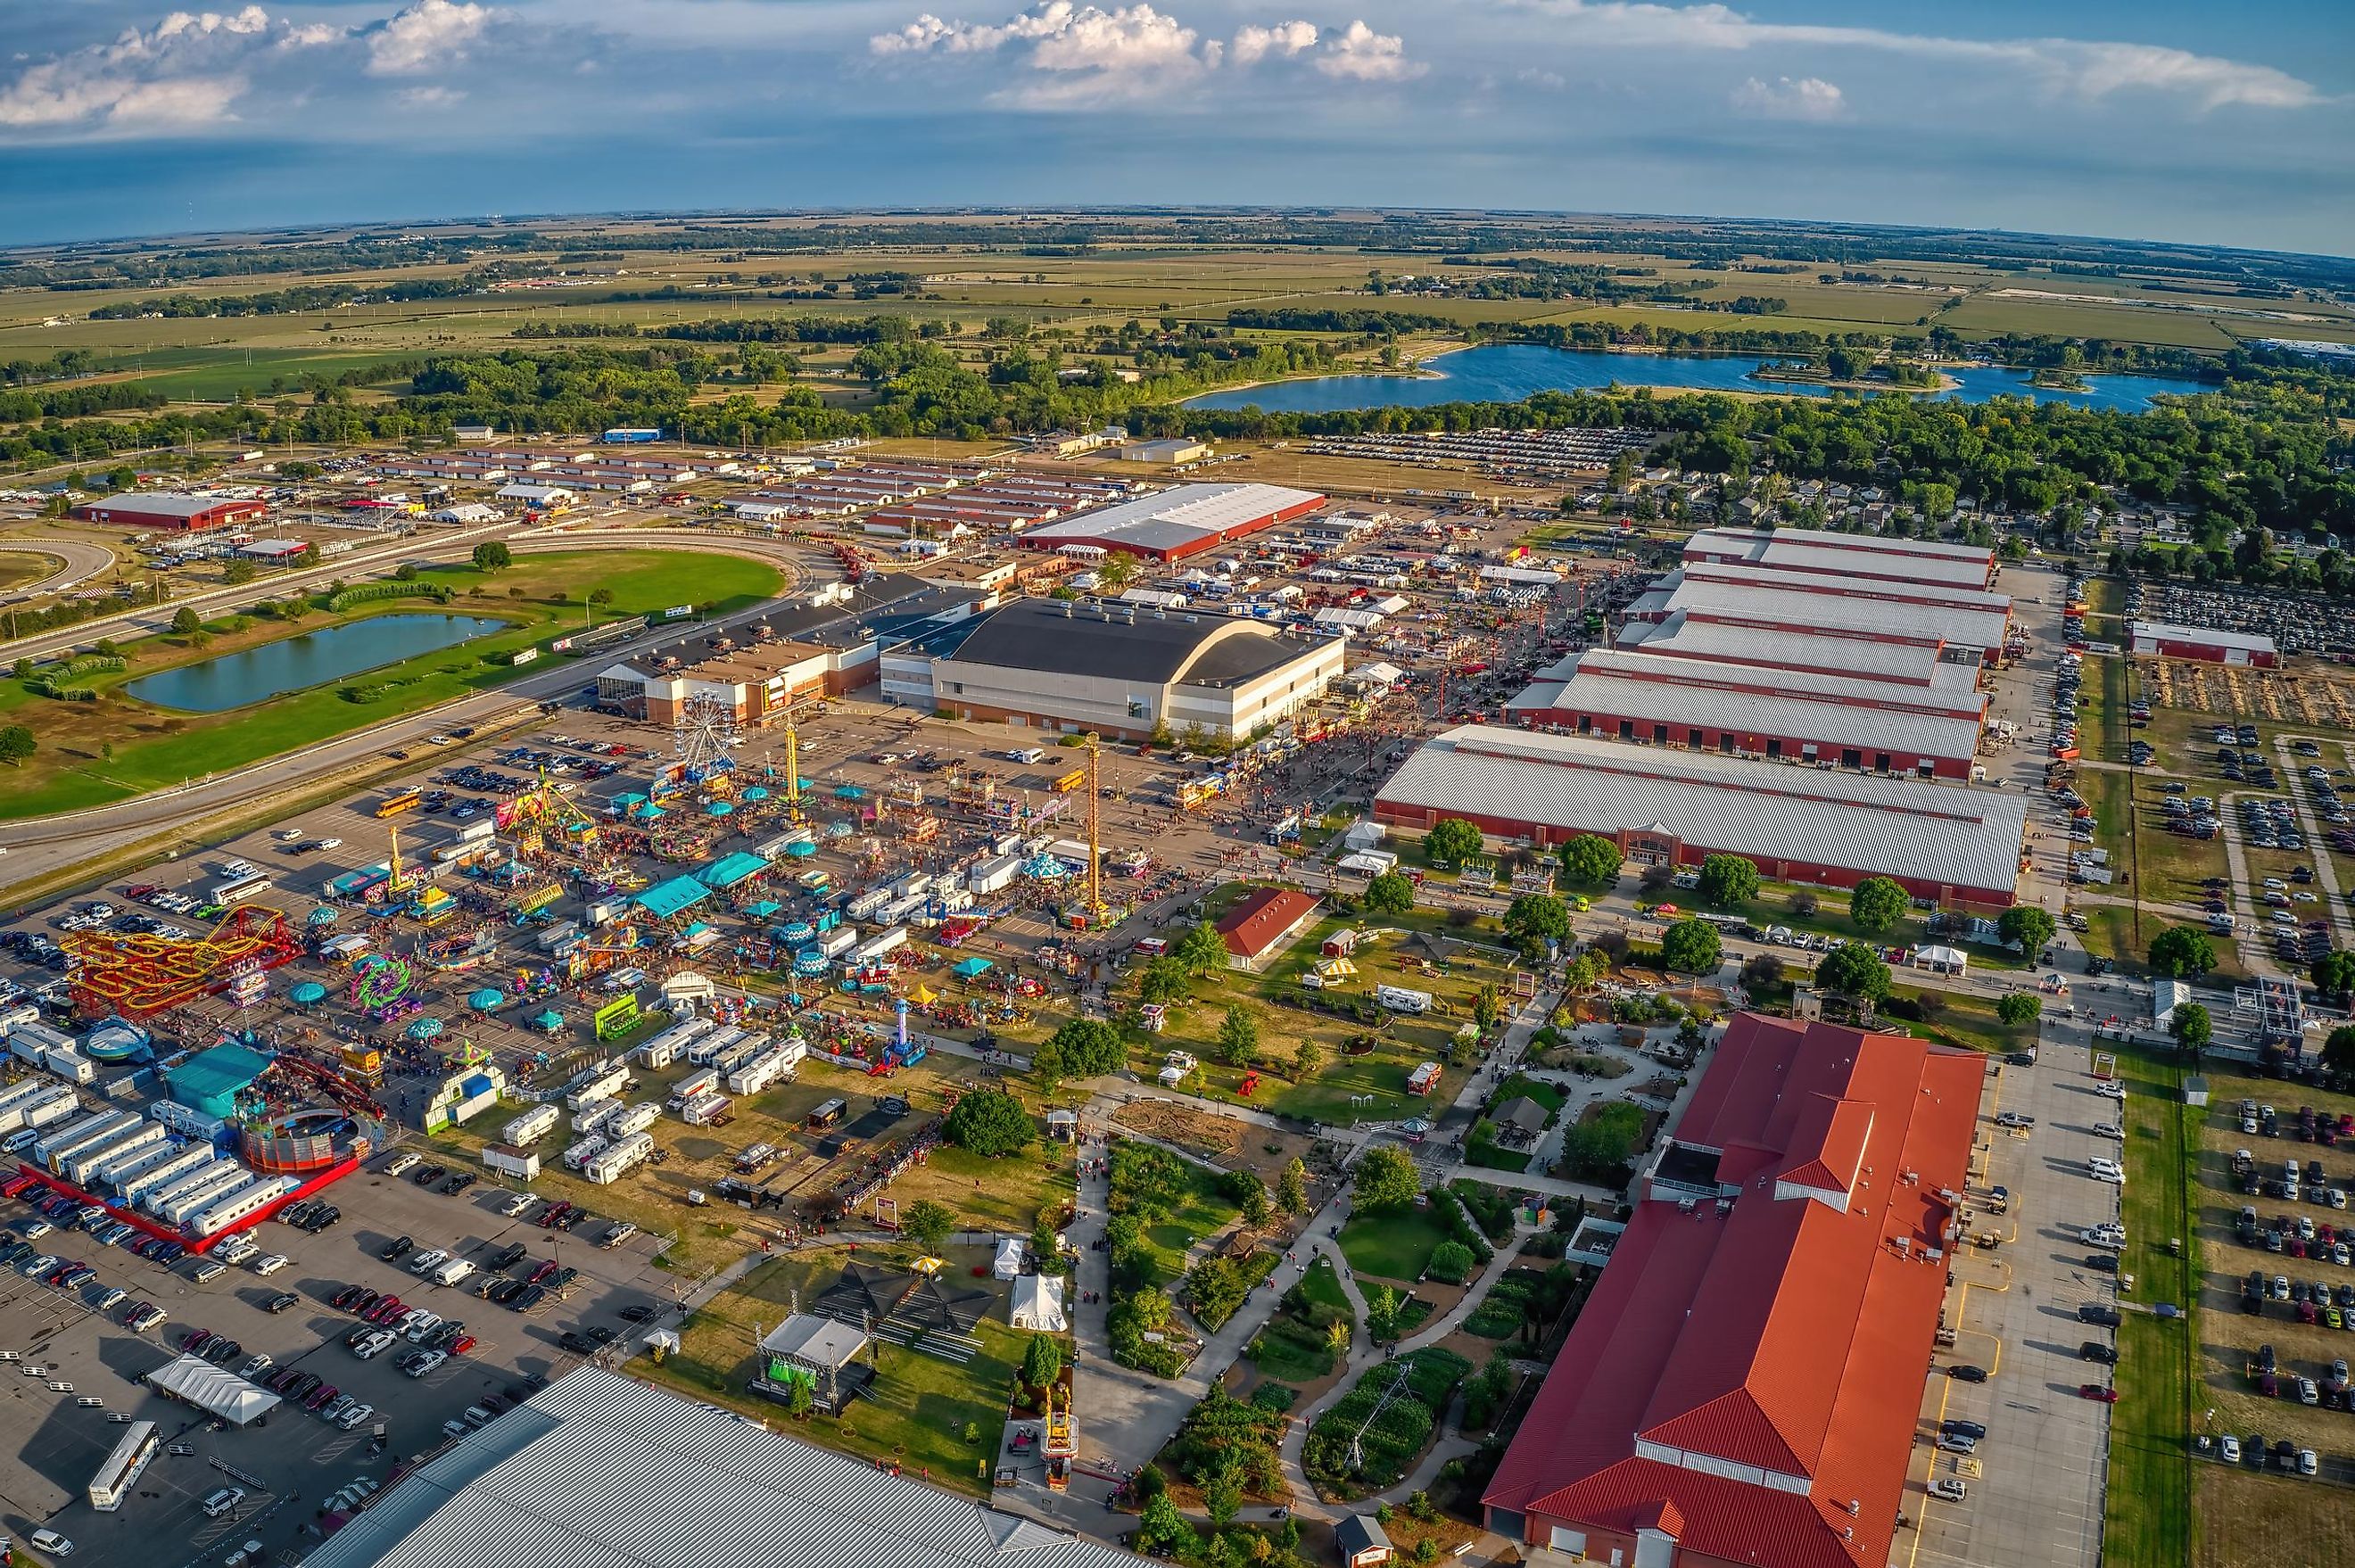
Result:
[1248, 1261, 1351, 1384]
[0, 549, 61, 593]
[2107, 1046, 2194, 1568]
[0, 549, 783, 818]
[1339, 1206, 1454, 1284]
[1892, 986, 2028, 1056]
[640, 1247, 1023, 1495]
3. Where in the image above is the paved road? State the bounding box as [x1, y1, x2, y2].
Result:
[0, 534, 115, 602]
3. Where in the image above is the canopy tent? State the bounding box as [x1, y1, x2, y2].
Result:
[908, 1255, 945, 1275]
[993, 1236, 1025, 1280]
[747, 904, 787, 923]
[741, 787, 770, 802]
[634, 875, 713, 920]
[467, 988, 506, 1011]
[951, 957, 995, 980]
[704, 853, 770, 889]
[613, 792, 649, 809]
[307, 906, 340, 927]
[706, 801, 736, 818]
[289, 982, 328, 1005]
[406, 1017, 445, 1039]
[1009, 1274, 1067, 1333]
[832, 784, 864, 799]
[148, 1354, 283, 1426]
[531, 1008, 566, 1033]
[910, 985, 938, 1006]
[783, 840, 819, 859]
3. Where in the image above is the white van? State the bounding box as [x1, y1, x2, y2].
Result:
[432, 1258, 476, 1287]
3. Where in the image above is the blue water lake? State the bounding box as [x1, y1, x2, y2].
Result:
[1182, 343, 2214, 415]
[128, 614, 508, 712]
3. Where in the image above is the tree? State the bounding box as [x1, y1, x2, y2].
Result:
[1472, 984, 1504, 1031]
[1174, 920, 1228, 977]
[1848, 876, 1909, 935]
[2148, 925, 2218, 978]
[785, 1374, 814, 1421]
[169, 606, 202, 635]
[222, 559, 258, 586]
[1424, 817, 1483, 866]
[2171, 1002, 2213, 1052]
[1045, 1017, 1125, 1077]
[1815, 941, 1893, 1002]
[2314, 951, 2355, 1005]
[1740, 951, 1785, 992]
[943, 1088, 1034, 1156]
[1293, 1035, 1324, 1079]
[1558, 834, 1623, 885]
[1239, 1182, 1271, 1228]
[2325, 1026, 2355, 1085]
[0, 725, 34, 768]
[1559, 1102, 1645, 1181]
[1202, 1463, 1243, 1529]
[1030, 1209, 1063, 1271]
[1021, 1332, 1062, 1394]
[1503, 894, 1572, 961]
[1998, 904, 2056, 957]
[1352, 1145, 1420, 1211]
[1135, 1493, 1195, 1558]
[471, 541, 512, 571]
[1096, 551, 1141, 591]
[903, 1198, 955, 1257]
[1216, 1005, 1259, 1068]
[1364, 1283, 1400, 1342]
[1277, 1157, 1309, 1216]
[589, 587, 616, 609]
[1363, 871, 1415, 915]
[1138, 957, 1192, 1006]
[1696, 854, 1760, 907]
[1996, 992, 2041, 1029]
[1658, 919, 1723, 976]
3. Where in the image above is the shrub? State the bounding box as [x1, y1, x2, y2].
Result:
[1426, 1240, 1476, 1284]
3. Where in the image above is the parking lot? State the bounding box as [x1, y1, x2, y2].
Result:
[1914, 1024, 2116, 1568]
[0, 1153, 682, 1568]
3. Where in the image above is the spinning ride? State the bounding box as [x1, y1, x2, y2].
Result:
[350, 954, 418, 1019]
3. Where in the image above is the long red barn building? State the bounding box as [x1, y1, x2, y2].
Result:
[1483, 1012, 1983, 1568]
[71, 493, 267, 532]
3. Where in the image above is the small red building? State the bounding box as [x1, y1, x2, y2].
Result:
[2128, 621, 2279, 668]
[71, 493, 266, 532]
[1215, 886, 1324, 971]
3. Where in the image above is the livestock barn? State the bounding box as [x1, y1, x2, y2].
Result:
[1019, 483, 1325, 563]
[70, 493, 266, 532]
[2128, 620, 2280, 668]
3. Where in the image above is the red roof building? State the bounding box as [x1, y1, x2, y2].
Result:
[1483, 1012, 1982, 1568]
[70, 493, 266, 532]
[1213, 886, 1323, 971]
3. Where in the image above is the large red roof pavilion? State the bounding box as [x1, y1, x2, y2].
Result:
[1483, 1012, 1982, 1568]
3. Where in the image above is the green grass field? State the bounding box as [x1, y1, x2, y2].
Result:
[2107, 1047, 2195, 1568]
[0, 549, 781, 818]
[1338, 1207, 1454, 1284]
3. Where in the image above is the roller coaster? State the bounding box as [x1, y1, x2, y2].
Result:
[63, 905, 303, 1020]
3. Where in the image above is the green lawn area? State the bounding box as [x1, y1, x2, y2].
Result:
[2106, 1046, 2195, 1568]
[1892, 986, 2029, 1056]
[642, 1249, 1025, 1495]
[0, 549, 781, 818]
[1296, 1255, 1353, 1316]
[1339, 1206, 1454, 1284]
[1491, 1074, 1566, 1115]
[1248, 1262, 1351, 1385]
[1111, 1143, 1243, 1280]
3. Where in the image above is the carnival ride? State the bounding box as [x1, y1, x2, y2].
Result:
[349, 954, 420, 1021]
[64, 905, 304, 1019]
[242, 1105, 377, 1176]
[499, 772, 601, 862]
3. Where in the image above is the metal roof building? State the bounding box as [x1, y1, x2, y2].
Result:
[1632, 572, 2012, 661]
[2128, 620, 2280, 668]
[1374, 727, 2027, 905]
[1502, 648, 1987, 780]
[1483, 1014, 1982, 1568]
[300, 1366, 1151, 1568]
[70, 492, 266, 532]
[1615, 614, 1979, 691]
[1682, 526, 1996, 590]
[1019, 483, 1324, 561]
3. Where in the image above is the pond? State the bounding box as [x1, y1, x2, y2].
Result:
[127, 614, 510, 713]
[1181, 343, 2216, 415]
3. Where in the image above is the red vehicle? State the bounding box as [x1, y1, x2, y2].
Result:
[2078, 1383, 2120, 1403]
[1, 1175, 40, 1200]
[450, 1334, 476, 1356]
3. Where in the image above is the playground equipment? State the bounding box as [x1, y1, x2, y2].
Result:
[64, 905, 303, 1019]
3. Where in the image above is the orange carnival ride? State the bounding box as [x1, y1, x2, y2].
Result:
[63, 906, 303, 1019]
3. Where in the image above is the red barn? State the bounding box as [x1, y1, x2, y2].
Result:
[72, 493, 266, 532]
[1215, 886, 1323, 971]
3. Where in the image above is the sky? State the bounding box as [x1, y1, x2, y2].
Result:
[1, 0, 2349, 254]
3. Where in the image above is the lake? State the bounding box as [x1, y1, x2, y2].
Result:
[1181, 343, 2215, 415]
[128, 614, 509, 713]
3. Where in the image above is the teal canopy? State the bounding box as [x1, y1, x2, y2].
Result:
[704, 852, 769, 888]
[289, 982, 328, 1004]
[531, 1009, 565, 1032]
[633, 874, 712, 920]
[407, 1017, 444, 1039]
[467, 988, 506, 1011]
[706, 801, 735, 818]
[783, 840, 819, 858]
[952, 957, 995, 979]
[741, 787, 769, 802]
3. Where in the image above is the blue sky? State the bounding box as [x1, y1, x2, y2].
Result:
[2, 0, 2348, 254]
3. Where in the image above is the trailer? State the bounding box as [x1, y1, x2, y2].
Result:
[7, 1019, 75, 1068]
[852, 926, 908, 964]
[67, 1124, 167, 1187]
[37, 1110, 140, 1173]
[42, 1046, 95, 1085]
[187, 1175, 296, 1238]
[686, 1026, 746, 1068]
[572, 1101, 623, 1135]
[121, 1145, 217, 1207]
[483, 1143, 541, 1181]
[158, 1164, 252, 1226]
[726, 1049, 796, 1096]
[563, 1065, 629, 1111]
[667, 1068, 722, 1109]
[1375, 985, 1434, 1014]
[536, 920, 580, 954]
[583, 1132, 654, 1184]
[502, 1104, 561, 1146]
[815, 928, 859, 960]
[561, 1135, 610, 1171]
[680, 1093, 731, 1126]
[93, 1139, 184, 1195]
[845, 888, 890, 922]
[21, 1089, 78, 1131]
[146, 1101, 227, 1143]
[711, 1035, 768, 1078]
[967, 853, 1023, 896]
[605, 1102, 660, 1140]
[0, 1081, 75, 1136]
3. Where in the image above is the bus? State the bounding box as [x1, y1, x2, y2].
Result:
[88, 1420, 159, 1511]
[207, 875, 273, 907]
[1051, 768, 1087, 794]
[376, 788, 423, 819]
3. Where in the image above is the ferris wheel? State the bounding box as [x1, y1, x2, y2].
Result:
[673, 693, 740, 784]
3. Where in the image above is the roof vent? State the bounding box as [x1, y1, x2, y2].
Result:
[1847, 1499, 1860, 1516]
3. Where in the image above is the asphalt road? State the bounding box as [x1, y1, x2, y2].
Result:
[0, 537, 117, 605]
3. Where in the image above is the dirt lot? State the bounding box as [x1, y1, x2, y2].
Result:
[1106, 1100, 1328, 1186]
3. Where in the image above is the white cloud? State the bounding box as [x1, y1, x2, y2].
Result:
[0, 5, 331, 130]
[1230, 20, 1318, 66]
[1314, 20, 1421, 80]
[1730, 74, 1842, 120]
[1523, 0, 2323, 112]
[365, 0, 491, 76]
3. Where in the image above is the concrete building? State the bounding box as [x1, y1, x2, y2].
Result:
[921, 598, 1344, 741]
[1483, 1013, 1980, 1568]
[71, 493, 266, 532]
[1376, 727, 2027, 907]
[1021, 483, 1326, 563]
[2128, 621, 2280, 668]
[1504, 647, 1987, 780]
[1118, 436, 1211, 464]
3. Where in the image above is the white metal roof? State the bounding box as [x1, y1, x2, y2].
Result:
[300, 1366, 1150, 1568]
[1681, 559, 2011, 613]
[2128, 621, 2278, 655]
[146, 1354, 283, 1426]
[1376, 727, 2029, 895]
[1566, 648, 1987, 722]
[1518, 657, 1985, 764]
[1665, 579, 2011, 652]
[757, 1314, 870, 1368]
[1684, 527, 1995, 588]
[1617, 613, 1963, 687]
[1023, 483, 1318, 552]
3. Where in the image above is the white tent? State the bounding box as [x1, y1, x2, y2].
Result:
[146, 1354, 283, 1426]
[1010, 1275, 1067, 1333]
[994, 1236, 1025, 1280]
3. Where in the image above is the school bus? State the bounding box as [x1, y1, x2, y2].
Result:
[376, 788, 422, 819]
[1052, 768, 1087, 794]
